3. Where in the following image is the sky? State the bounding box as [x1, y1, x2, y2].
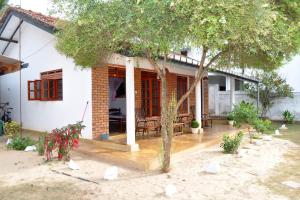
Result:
[8, 0, 52, 14]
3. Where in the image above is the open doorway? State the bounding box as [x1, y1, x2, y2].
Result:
[108, 67, 126, 135]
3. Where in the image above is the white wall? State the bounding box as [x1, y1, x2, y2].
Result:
[209, 87, 300, 121]
[0, 21, 93, 139]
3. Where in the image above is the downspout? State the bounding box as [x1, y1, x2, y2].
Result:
[256, 82, 260, 113]
[18, 0, 23, 136]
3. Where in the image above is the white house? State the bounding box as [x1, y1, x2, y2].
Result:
[0, 7, 214, 151]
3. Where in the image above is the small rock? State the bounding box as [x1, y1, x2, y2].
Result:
[6, 139, 11, 145]
[24, 145, 36, 152]
[274, 129, 281, 136]
[237, 149, 247, 158]
[68, 160, 80, 170]
[254, 140, 263, 146]
[282, 181, 300, 189]
[103, 166, 118, 180]
[203, 161, 220, 174]
[165, 184, 177, 197]
[279, 124, 288, 130]
[262, 135, 272, 141]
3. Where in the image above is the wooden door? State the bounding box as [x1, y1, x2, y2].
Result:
[141, 72, 160, 117]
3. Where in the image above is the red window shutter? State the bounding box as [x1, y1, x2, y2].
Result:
[41, 79, 49, 100]
[28, 81, 36, 100]
[34, 80, 41, 100]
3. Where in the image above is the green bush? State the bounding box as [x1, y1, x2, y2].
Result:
[253, 119, 272, 134]
[37, 136, 45, 156]
[8, 137, 35, 151]
[191, 120, 199, 128]
[220, 131, 244, 154]
[227, 112, 234, 121]
[4, 121, 21, 139]
[282, 110, 295, 124]
[231, 101, 258, 128]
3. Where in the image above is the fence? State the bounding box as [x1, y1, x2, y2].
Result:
[209, 84, 300, 121]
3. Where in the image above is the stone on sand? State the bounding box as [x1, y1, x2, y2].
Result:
[104, 166, 118, 180]
[203, 161, 220, 174]
[24, 145, 36, 152]
[165, 184, 177, 197]
[68, 160, 80, 170]
[282, 181, 300, 189]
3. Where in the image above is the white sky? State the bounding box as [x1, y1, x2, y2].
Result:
[8, 0, 52, 14]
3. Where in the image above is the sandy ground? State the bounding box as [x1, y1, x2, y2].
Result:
[0, 135, 298, 200]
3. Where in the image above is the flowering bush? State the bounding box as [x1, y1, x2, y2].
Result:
[4, 121, 21, 139]
[45, 121, 85, 161]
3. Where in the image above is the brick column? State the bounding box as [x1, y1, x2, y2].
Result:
[166, 72, 177, 103]
[134, 68, 142, 110]
[189, 77, 196, 116]
[92, 66, 109, 139]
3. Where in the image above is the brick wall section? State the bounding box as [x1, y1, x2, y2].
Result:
[134, 68, 142, 110]
[166, 72, 177, 103]
[92, 66, 109, 139]
[189, 77, 196, 115]
[202, 77, 209, 115]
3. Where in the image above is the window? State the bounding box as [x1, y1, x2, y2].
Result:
[28, 69, 63, 101]
[177, 76, 188, 113]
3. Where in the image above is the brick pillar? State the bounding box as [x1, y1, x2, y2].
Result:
[189, 77, 196, 117]
[202, 77, 209, 115]
[166, 72, 177, 103]
[92, 66, 109, 139]
[134, 68, 142, 110]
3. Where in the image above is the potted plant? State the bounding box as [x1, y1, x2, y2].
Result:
[227, 112, 234, 126]
[191, 120, 200, 134]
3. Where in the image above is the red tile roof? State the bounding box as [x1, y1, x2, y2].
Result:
[1, 6, 58, 28]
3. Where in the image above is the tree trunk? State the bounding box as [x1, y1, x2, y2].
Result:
[146, 48, 223, 172]
[160, 75, 175, 172]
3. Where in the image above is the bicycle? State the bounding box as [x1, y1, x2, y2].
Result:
[0, 102, 13, 123]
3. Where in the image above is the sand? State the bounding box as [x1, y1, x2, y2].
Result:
[0, 135, 298, 200]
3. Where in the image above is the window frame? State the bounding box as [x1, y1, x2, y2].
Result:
[28, 69, 63, 101]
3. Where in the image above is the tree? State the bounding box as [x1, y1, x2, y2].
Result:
[53, 0, 300, 172]
[244, 71, 294, 117]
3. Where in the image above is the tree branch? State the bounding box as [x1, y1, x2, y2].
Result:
[145, 50, 163, 78]
[174, 47, 208, 113]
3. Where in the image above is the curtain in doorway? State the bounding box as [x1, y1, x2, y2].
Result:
[109, 77, 123, 101]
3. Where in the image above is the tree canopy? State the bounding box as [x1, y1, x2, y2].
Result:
[53, 0, 300, 70]
[244, 71, 294, 117]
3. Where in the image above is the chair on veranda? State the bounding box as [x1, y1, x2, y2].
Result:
[135, 108, 147, 138]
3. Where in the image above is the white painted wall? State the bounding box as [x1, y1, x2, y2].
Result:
[209, 88, 300, 121]
[0, 20, 93, 139]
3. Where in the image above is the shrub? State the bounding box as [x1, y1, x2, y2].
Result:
[220, 131, 244, 154]
[282, 110, 295, 124]
[227, 112, 234, 121]
[4, 121, 21, 139]
[45, 121, 85, 161]
[191, 120, 199, 128]
[253, 119, 272, 134]
[37, 136, 45, 156]
[231, 101, 258, 128]
[8, 136, 35, 151]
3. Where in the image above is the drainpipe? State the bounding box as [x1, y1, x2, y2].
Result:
[256, 82, 260, 112]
